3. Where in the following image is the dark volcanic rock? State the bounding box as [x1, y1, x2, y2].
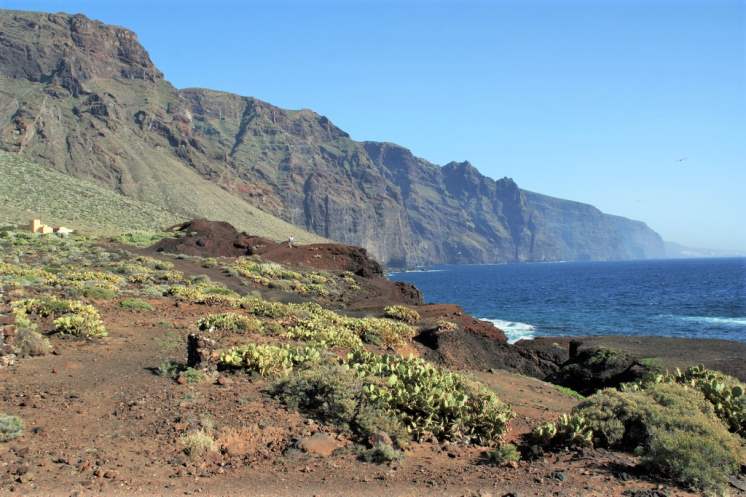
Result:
[0, 9, 665, 267]
[413, 307, 564, 378]
[547, 346, 651, 395]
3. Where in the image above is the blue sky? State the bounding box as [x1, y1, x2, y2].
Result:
[4, 0, 745, 251]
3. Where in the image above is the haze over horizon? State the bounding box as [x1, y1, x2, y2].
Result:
[5, 0, 745, 252]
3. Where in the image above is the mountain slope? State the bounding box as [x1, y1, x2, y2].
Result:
[0, 11, 325, 244]
[0, 150, 180, 233]
[0, 9, 664, 265]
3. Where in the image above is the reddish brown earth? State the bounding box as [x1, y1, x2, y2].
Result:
[153, 219, 384, 277]
[0, 296, 700, 497]
[0, 242, 714, 497]
[2, 230, 742, 496]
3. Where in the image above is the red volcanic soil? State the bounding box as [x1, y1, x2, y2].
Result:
[152, 219, 383, 277]
[0, 295, 695, 497]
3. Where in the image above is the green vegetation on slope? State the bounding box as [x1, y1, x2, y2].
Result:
[0, 149, 326, 242]
[0, 150, 181, 234]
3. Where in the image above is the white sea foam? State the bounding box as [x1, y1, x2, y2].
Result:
[483, 319, 537, 343]
[674, 316, 746, 326]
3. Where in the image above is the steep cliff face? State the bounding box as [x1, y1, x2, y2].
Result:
[0, 9, 665, 266]
[0, 10, 326, 244]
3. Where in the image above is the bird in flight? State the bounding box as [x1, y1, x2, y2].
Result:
[676, 157, 688, 163]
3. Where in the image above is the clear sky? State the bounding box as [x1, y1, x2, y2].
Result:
[5, 0, 745, 251]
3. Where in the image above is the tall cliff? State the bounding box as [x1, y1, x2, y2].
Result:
[0, 10, 665, 266]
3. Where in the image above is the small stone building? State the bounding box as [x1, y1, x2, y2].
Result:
[30, 219, 73, 235]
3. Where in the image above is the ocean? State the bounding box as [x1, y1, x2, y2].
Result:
[389, 258, 746, 344]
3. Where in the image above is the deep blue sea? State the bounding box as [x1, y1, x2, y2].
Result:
[389, 258, 746, 344]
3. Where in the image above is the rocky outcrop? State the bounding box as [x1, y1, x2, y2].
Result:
[153, 219, 384, 277]
[0, 11, 161, 95]
[0, 9, 665, 267]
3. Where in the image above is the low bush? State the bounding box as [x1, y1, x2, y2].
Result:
[352, 317, 416, 347]
[273, 365, 362, 431]
[0, 414, 23, 442]
[114, 232, 172, 248]
[13, 297, 107, 338]
[157, 360, 182, 378]
[120, 298, 154, 311]
[53, 311, 107, 338]
[347, 351, 513, 444]
[624, 365, 745, 436]
[197, 312, 262, 333]
[165, 285, 240, 306]
[485, 443, 520, 465]
[554, 385, 585, 400]
[240, 298, 292, 318]
[14, 326, 52, 357]
[180, 367, 206, 384]
[80, 285, 117, 300]
[284, 317, 364, 350]
[531, 383, 743, 494]
[529, 414, 593, 449]
[219, 343, 321, 376]
[383, 305, 420, 324]
[180, 429, 215, 459]
[359, 442, 403, 463]
[135, 255, 174, 271]
[272, 365, 409, 446]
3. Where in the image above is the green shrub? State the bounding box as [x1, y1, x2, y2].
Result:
[625, 365, 745, 436]
[53, 311, 107, 338]
[485, 443, 520, 465]
[534, 383, 743, 494]
[351, 317, 416, 347]
[529, 414, 593, 449]
[165, 285, 240, 306]
[273, 365, 362, 430]
[219, 343, 321, 376]
[197, 312, 262, 333]
[284, 317, 364, 349]
[240, 298, 292, 318]
[135, 255, 174, 270]
[157, 360, 182, 378]
[383, 305, 420, 324]
[0, 414, 23, 442]
[180, 367, 206, 384]
[119, 298, 154, 311]
[279, 305, 415, 349]
[14, 326, 52, 357]
[347, 351, 513, 444]
[359, 442, 403, 463]
[13, 297, 107, 338]
[272, 365, 409, 445]
[180, 429, 215, 458]
[554, 385, 585, 400]
[80, 286, 117, 300]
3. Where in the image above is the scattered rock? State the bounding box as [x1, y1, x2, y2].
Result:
[730, 475, 746, 492]
[548, 346, 652, 395]
[297, 433, 342, 457]
[549, 470, 566, 481]
[622, 490, 668, 497]
[368, 431, 392, 447]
